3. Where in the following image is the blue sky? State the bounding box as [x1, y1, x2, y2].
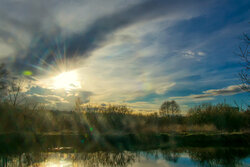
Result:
[0, 0, 249, 112]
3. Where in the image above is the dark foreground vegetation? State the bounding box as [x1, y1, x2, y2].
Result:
[0, 102, 249, 134]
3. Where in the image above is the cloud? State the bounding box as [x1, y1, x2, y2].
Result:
[24, 86, 93, 110]
[0, 0, 209, 74]
[171, 85, 246, 102]
[0, 42, 15, 58]
[203, 85, 246, 96]
[25, 86, 54, 96]
[183, 50, 195, 58]
[77, 53, 177, 103]
[155, 83, 176, 94]
[197, 51, 206, 56]
[26, 94, 65, 104]
[182, 50, 206, 59]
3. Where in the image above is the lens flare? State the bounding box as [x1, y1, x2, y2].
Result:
[22, 70, 33, 76]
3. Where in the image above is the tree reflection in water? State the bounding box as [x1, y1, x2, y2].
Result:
[187, 147, 249, 167]
[0, 147, 249, 167]
[0, 151, 138, 167]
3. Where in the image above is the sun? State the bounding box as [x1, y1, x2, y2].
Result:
[53, 71, 81, 90]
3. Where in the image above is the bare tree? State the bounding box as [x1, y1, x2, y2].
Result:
[7, 78, 26, 106]
[0, 64, 27, 106]
[160, 100, 180, 116]
[238, 33, 249, 91]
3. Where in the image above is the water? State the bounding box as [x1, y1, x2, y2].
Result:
[1, 147, 249, 167]
[0, 134, 249, 166]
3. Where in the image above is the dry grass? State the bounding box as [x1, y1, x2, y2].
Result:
[140, 124, 217, 134]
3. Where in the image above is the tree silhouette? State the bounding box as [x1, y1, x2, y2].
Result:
[0, 64, 25, 106]
[238, 33, 249, 92]
[160, 100, 180, 116]
[7, 78, 25, 106]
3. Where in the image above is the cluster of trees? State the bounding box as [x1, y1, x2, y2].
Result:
[159, 100, 180, 116]
[0, 100, 249, 134]
[188, 103, 250, 131]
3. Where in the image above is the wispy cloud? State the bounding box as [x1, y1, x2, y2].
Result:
[171, 85, 246, 102]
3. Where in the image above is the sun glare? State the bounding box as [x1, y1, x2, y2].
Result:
[53, 71, 81, 90]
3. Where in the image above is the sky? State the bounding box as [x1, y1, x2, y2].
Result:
[0, 0, 249, 112]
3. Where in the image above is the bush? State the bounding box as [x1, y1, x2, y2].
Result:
[188, 103, 248, 131]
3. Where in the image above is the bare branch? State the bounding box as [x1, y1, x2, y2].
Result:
[238, 33, 250, 91]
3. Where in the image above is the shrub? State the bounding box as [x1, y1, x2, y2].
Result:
[188, 103, 248, 131]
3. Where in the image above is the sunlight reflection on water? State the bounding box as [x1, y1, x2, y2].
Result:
[2, 149, 249, 167]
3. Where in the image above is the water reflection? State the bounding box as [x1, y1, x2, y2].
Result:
[0, 147, 249, 167]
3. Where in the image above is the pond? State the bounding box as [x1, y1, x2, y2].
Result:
[0, 134, 249, 166]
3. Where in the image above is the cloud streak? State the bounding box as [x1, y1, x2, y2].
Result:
[171, 85, 247, 102]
